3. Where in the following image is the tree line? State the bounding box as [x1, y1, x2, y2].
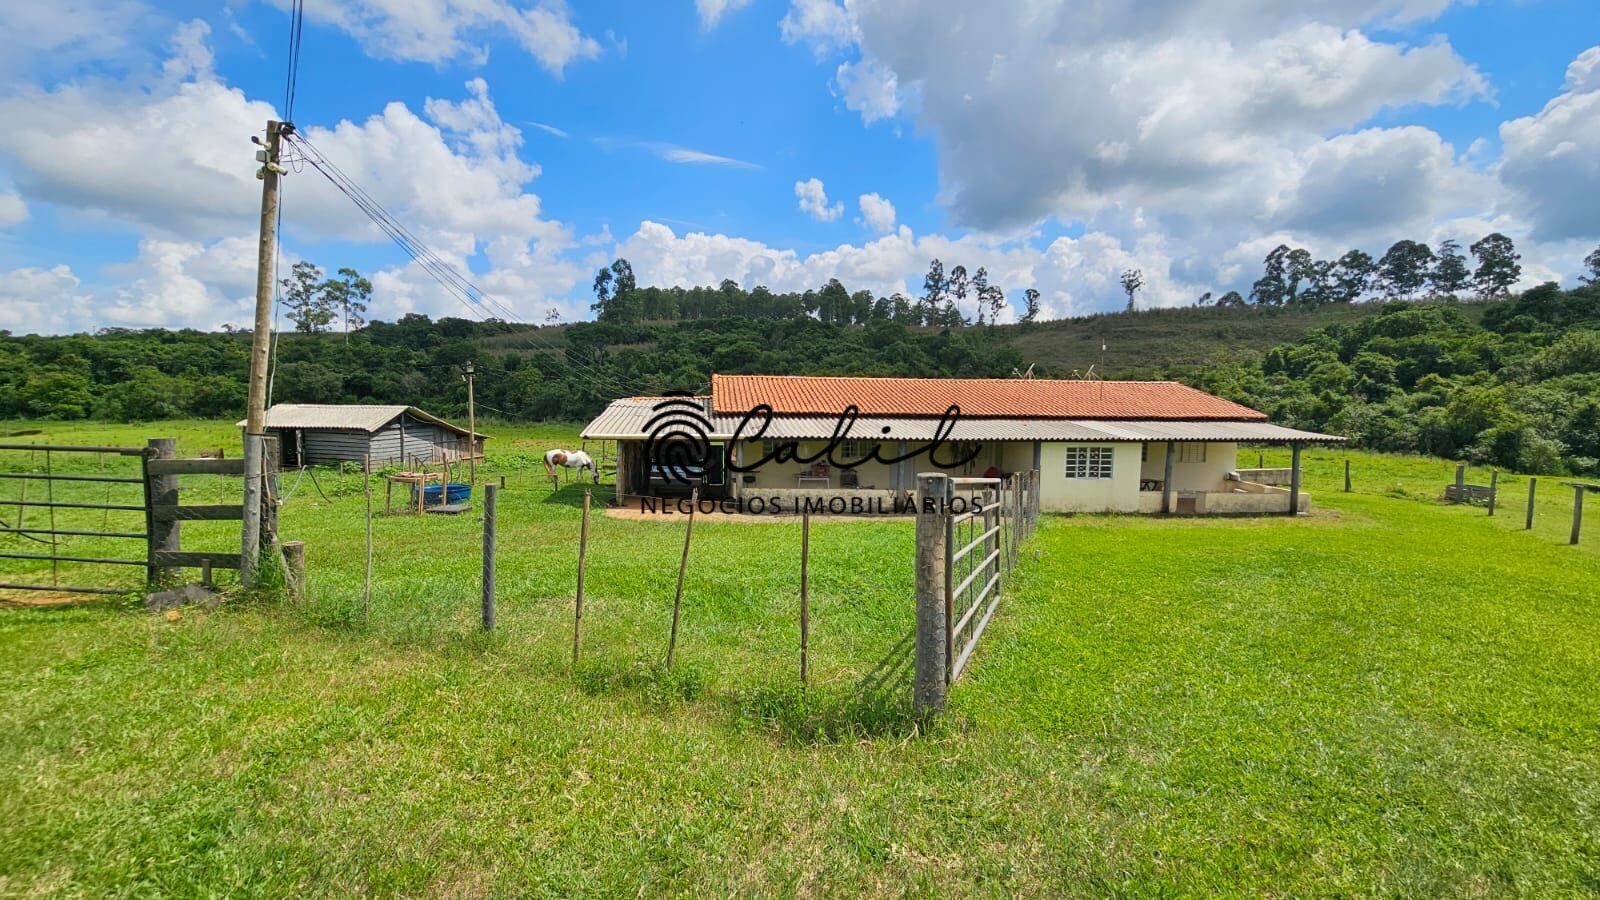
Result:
[591, 257, 1042, 327]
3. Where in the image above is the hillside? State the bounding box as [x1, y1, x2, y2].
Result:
[1000, 300, 1494, 376]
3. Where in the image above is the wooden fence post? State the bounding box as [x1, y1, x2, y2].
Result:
[282, 540, 305, 601]
[1487, 470, 1499, 516]
[574, 488, 590, 665]
[1454, 464, 1466, 504]
[914, 473, 949, 716]
[482, 483, 496, 631]
[665, 487, 699, 669]
[1526, 477, 1537, 530]
[146, 438, 179, 586]
[1344, 459, 1351, 492]
[1572, 485, 1585, 546]
[800, 512, 810, 689]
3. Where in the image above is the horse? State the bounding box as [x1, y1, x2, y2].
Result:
[544, 448, 599, 484]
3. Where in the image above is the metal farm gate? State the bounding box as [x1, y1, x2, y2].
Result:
[912, 469, 1041, 714]
[0, 439, 250, 597]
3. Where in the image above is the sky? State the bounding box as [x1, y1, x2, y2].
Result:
[0, 0, 1596, 334]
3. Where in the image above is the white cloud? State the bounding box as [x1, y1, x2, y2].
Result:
[835, 57, 900, 123]
[0, 265, 91, 333]
[857, 192, 896, 232]
[795, 177, 844, 221]
[527, 121, 570, 138]
[656, 145, 762, 169]
[0, 0, 152, 77]
[1498, 45, 1600, 243]
[779, 0, 856, 55]
[696, 0, 752, 29]
[0, 192, 28, 228]
[293, 0, 600, 75]
[611, 219, 1202, 324]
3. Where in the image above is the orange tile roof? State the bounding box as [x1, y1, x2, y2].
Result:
[710, 374, 1267, 421]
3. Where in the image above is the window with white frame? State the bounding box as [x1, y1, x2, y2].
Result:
[838, 438, 875, 464]
[1064, 446, 1114, 479]
[1177, 443, 1207, 464]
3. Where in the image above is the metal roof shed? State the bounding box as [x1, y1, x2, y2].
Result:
[238, 404, 486, 469]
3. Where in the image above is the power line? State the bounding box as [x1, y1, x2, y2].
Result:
[281, 132, 660, 395]
[283, 0, 306, 121]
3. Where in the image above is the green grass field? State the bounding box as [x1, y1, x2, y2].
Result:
[2, 421, 1597, 896]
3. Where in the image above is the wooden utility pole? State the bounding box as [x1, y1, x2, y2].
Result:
[464, 361, 477, 486]
[1526, 478, 1537, 530]
[242, 119, 285, 586]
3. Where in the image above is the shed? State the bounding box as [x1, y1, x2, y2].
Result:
[241, 404, 486, 469]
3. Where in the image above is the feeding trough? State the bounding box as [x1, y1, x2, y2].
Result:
[407, 481, 473, 514]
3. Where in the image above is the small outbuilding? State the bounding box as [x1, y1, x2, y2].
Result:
[241, 404, 486, 469]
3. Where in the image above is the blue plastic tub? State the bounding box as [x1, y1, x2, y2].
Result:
[420, 482, 472, 505]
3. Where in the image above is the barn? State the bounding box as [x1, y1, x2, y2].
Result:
[582, 374, 1344, 515]
[243, 404, 486, 469]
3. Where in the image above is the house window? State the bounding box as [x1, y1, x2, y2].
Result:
[1178, 444, 1207, 464]
[839, 439, 874, 465]
[762, 439, 798, 461]
[1064, 446, 1114, 479]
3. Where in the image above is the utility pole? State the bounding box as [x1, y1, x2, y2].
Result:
[464, 361, 477, 486]
[243, 119, 286, 585]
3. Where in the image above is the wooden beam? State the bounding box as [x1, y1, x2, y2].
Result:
[152, 504, 244, 522]
[146, 457, 246, 476]
[152, 551, 242, 569]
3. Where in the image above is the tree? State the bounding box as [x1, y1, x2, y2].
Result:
[1583, 245, 1600, 285]
[978, 270, 1007, 325]
[1330, 250, 1375, 303]
[1194, 292, 1213, 307]
[1470, 233, 1521, 297]
[1021, 288, 1042, 322]
[609, 258, 637, 295]
[281, 260, 335, 333]
[545, 308, 561, 325]
[1376, 240, 1434, 298]
[1429, 239, 1470, 298]
[921, 259, 946, 325]
[1216, 290, 1247, 307]
[1251, 245, 1291, 306]
[590, 267, 612, 312]
[322, 267, 371, 341]
[1120, 268, 1144, 311]
[946, 264, 970, 324]
[1285, 248, 1317, 304]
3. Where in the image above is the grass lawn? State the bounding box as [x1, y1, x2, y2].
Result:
[2, 422, 1598, 895]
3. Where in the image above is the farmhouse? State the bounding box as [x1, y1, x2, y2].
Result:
[241, 404, 486, 469]
[582, 374, 1343, 514]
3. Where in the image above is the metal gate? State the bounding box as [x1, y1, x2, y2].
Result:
[0, 439, 251, 597]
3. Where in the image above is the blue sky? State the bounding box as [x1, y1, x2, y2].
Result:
[0, 0, 1597, 333]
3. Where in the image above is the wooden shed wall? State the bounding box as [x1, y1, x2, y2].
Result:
[272, 413, 478, 468]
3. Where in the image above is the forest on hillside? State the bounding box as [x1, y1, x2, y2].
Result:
[2, 240, 1598, 475]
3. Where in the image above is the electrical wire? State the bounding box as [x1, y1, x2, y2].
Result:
[283, 0, 305, 122]
[282, 131, 662, 395]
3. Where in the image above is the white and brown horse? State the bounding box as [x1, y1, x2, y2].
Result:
[544, 448, 599, 484]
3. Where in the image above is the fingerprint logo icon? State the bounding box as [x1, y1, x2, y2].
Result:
[643, 396, 714, 485]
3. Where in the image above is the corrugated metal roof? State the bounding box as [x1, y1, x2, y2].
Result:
[581, 397, 1343, 443]
[711, 373, 1268, 420]
[237, 404, 485, 438]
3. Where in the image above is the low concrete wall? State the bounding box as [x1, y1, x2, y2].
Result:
[1234, 467, 1294, 486]
[1200, 486, 1310, 514]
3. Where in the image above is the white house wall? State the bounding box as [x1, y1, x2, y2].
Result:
[1139, 442, 1240, 492]
[1037, 443, 1143, 513]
